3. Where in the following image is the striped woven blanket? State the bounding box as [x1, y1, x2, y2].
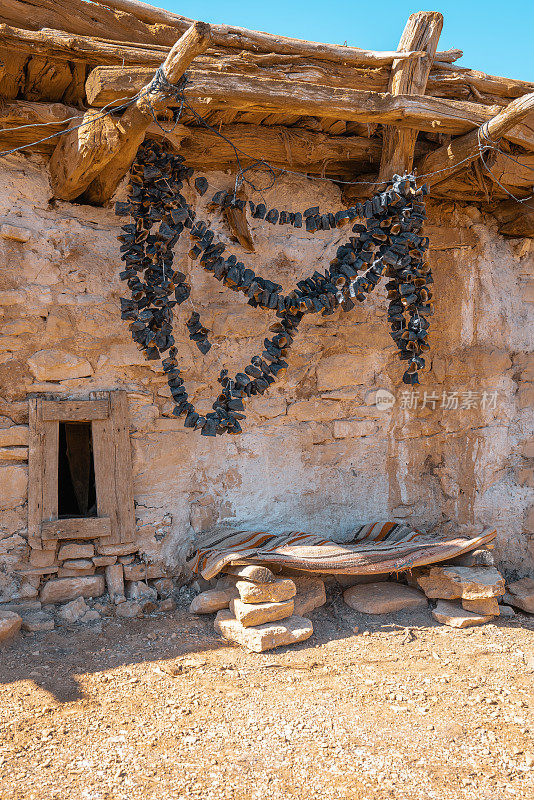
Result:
[189, 523, 497, 580]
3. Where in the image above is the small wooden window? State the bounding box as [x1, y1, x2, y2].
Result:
[28, 391, 135, 548]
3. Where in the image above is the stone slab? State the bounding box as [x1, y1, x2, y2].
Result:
[222, 564, 277, 583]
[21, 612, 55, 632]
[123, 563, 168, 581]
[214, 610, 313, 652]
[230, 597, 294, 627]
[190, 587, 238, 614]
[506, 577, 534, 613]
[291, 576, 327, 617]
[343, 581, 427, 614]
[115, 600, 142, 618]
[62, 559, 93, 570]
[92, 556, 117, 567]
[447, 548, 494, 567]
[57, 567, 95, 577]
[432, 600, 493, 628]
[462, 597, 500, 616]
[39, 575, 105, 604]
[237, 578, 296, 604]
[126, 581, 157, 604]
[58, 543, 95, 561]
[0, 610, 22, 642]
[27, 349, 93, 381]
[415, 566, 505, 600]
[57, 597, 89, 623]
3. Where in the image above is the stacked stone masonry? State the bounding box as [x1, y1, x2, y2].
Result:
[0, 151, 533, 604]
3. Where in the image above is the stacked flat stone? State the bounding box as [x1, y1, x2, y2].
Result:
[412, 548, 506, 627]
[215, 574, 314, 653]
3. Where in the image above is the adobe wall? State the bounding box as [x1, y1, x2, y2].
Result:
[0, 151, 532, 603]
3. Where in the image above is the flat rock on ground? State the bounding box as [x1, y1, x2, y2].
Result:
[432, 600, 493, 628]
[230, 597, 294, 627]
[214, 610, 313, 652]
[415, 566, 505, 601]
[21, 612, 55, 632]
[236, 578, 296, 604]
[291, 575, 327, 616]
[343, 582, 428, 614]
[506, 578, 534, 613]
[190, 587, 238, 614]
[462, 597, 500, 616]
[0, 610, 22, 642]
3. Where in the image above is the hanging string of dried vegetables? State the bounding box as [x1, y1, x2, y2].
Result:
[116, 139, 432, 436]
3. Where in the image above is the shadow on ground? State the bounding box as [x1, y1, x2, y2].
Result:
[1, 585, 532, 703]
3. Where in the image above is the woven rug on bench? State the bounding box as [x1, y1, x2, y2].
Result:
[188, 522, 497, 581]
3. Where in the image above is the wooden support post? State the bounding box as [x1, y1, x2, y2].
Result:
[378, 11, 443, 181]
[415, 91, 534, 188]
[48, 20, 211, 203]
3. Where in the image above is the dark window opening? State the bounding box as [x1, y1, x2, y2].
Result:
[58, 422, 97, 518]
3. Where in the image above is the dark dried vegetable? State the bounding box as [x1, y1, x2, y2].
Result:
[116, 139, 432, 435]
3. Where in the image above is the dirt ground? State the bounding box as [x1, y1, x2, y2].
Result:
[1, 585, 534, 800]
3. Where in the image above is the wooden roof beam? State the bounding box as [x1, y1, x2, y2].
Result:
[378, 11, 443, 181]
[414, 91, 534, 188]
[48, 21, 211, 202]
[0, 0, 451, 66]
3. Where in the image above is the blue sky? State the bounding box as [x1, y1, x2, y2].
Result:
[162, 0, 533, 82]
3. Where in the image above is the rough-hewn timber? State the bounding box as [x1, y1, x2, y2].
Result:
[378, 11, 443, 180]
[48, 21, 211, 201]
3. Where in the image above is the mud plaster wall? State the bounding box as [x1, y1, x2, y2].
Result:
[0, 151, 533, 597]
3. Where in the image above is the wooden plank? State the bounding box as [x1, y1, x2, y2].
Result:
[415, 91, 534, 188]
[41, 399, 110, 421]
[27, 398, 44, 549]
[378, 11, 443, 180]
[92, 415, 120, 544]
[41, 516, 112, 540]
[109, 391, 135, 544]
[41, 420, 58, 524]
[50, 21, 212, 203]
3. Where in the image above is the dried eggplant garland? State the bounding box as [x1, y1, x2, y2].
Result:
[116, 139, 432, 436]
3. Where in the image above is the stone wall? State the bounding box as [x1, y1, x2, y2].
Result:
[0, 151, 533, 603]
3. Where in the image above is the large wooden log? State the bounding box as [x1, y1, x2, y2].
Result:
[415, 92, 534, 188]
[49, 21, 211, 202]
[154, 121, 386, 177]
[1, 24, 532, 108]
[379, 11, 443, 180]
[0, 1, 429, 66]
[85, 67, 505, 133]
[0, 100, 417, 175]
[80, 54, 534, 107]
[0, 99, 81, 154]
[83, 63, 534, 152]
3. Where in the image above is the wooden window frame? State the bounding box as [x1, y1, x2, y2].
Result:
[28, 391, 135, 549]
